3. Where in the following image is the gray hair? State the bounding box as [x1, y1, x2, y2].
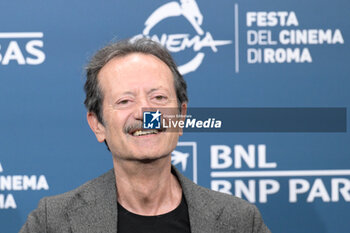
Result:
[84, 38, 188, 124]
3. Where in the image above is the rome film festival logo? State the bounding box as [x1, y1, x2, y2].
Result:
[133, 0, 232, 75]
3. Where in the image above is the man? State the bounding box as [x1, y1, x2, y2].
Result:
[20, 38, 271, 233]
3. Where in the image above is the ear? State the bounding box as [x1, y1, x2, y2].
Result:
[179, 102, 187, 136]
[87, 112, 106, 143]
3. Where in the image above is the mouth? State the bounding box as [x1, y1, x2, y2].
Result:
[129, 128, 165, 137]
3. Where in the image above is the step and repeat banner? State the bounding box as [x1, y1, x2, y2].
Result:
[1, 0, 349, 232]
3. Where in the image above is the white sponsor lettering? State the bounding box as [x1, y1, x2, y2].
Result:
[279, 29, 344, 45]
[247, 11, 298, 27]
[289, 178, 350, 203]
[213, 178, 350, 203]
[0, 194, 16, 209]
[247, 30, 277, 45]
[211, 145, 232, 169]
[25, 40, 46, 65]
[212, 179, 279, 203]
[331, 178, 350, 202]
[248, 48, 312, 64]
[211, 180, 232, 195]
[0, 175, 49, 191]
[259, 179, 280, 203]
[0, 32, 45, 65]
[234, 180, 256, 203]
[210, 144, 276, 169]
[211, 145, 350, 203]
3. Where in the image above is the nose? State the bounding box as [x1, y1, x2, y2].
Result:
[133, 96, 152, 121]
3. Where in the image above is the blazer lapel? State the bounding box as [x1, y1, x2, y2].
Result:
[173, 167, 236, 233]
[67, 169, 118, 233]
[66, 167, 234, 233]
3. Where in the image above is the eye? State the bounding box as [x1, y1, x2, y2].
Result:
[153, 95, 168, 103]
[117, 99, 131, 105]
[155, 95, 166, 101]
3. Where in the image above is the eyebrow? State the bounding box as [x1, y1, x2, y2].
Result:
[118, 87, 167, 96]
[147, 86, 166, 95]
[120, 91, 135, 96]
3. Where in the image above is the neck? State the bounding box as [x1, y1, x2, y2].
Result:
[113, 155, 182, 216]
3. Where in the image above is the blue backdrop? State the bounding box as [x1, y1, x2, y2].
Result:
[1, 0, 349, 232]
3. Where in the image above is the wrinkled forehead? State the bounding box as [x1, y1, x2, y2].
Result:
[97, 53, 176, 96]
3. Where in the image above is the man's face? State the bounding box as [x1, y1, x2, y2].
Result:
[89, 53, 184, 161]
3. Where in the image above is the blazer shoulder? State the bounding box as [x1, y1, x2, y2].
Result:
[196, 183, 256, 214]
[206, 188, 271, 233]
[20, 169, 115, 233]
[185, 182, 271, 233]
[175, 166, 258, 220]
[45, 169, 115, 210]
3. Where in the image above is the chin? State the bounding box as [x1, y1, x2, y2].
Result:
[136, 157, 165, 164]
[138, 153, 170, 163]
[118, 152, 170, 164]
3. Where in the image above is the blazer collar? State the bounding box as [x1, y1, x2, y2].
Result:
[172, 167, 228, 233]
[67, 167, 226, 233]
[67, 169, 118, 233]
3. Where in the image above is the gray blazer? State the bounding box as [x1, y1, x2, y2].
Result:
[20, 168, 271, 233]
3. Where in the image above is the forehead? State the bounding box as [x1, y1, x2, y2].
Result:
[98, 53, 175, 93]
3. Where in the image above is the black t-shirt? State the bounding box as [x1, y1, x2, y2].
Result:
[117, 195, 191, 233]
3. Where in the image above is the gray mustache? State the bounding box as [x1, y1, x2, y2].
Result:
[124, 121, 143, 134]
